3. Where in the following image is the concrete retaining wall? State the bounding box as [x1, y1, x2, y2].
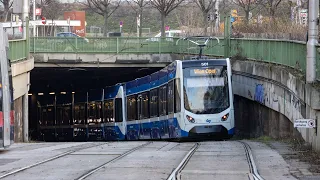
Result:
[234, 95, 301, 140]
[232, 59, 320, 150]
[11, 57, 34, 142]
[14, 97, 23, 142]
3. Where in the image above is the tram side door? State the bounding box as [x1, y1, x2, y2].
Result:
[114, 98, 124, 134]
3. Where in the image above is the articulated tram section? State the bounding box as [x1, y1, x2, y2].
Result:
[30, 58, 235, 142]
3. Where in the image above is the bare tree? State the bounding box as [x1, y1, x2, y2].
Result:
[194, 0, 216, 35]
[40, 0, 64, 20]
[260, 0, 283, 24]
[150, 0, 184, 37]
[174, 5, 203, 35]
[0, 0, 12, 22]
[126, 0, 149, 37]
[232, 0, 260, 24]
[83, 0, 121, 36]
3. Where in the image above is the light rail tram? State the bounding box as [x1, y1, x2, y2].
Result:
[38, 37, 235, 141]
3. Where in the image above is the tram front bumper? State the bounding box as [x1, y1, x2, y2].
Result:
[184, 123, 233, 136]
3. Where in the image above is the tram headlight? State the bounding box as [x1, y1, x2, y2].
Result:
[186, 115, 195, 123]
[221, 113, 229, 121]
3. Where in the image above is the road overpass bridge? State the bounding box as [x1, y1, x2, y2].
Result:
[8, 36, 320, 151]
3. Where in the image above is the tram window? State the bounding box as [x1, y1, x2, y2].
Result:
[140, 92, 149, 119]
[46, 106, 55, 126]
[104, 100, 114, 122]
[88, 102, 96, 123]
[74, 103, 86, 124]
[74, 105, 80, 124]
[127, 95, 137, 121]
[168, 81, 174, 114]
[115, 98, 123, 122]
[150, 89, 158, 117]
[96, 102, 102, 123]
[137, 95, 141, 120]
[88, 102, 102, 123]
[57, 105, 71, 125]
[41, 107, 47, 125]
[159, 85, 167, 116]
[175, 78, 181, 113]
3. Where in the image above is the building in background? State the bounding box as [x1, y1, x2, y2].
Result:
[64, 11, 86, 37]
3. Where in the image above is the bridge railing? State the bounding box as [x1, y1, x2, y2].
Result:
[30, 37, 175, 54]
[9, 39, 28, 62]
[230, 38, 307, 73]
[29, 37, 319, 81]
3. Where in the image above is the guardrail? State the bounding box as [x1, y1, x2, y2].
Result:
[9, 39, 28, 62]
[29, 37, 319, 80]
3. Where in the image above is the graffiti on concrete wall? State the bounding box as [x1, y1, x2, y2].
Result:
[254, 84, 265, 104]
[248, 90, 253, 99]
[291, 94, 300, 109]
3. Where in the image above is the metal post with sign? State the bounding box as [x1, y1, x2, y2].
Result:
[120, 21, 123, 33]
[294, 118, 317, 134]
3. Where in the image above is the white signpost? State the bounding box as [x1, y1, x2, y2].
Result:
[294, 119, 316, 128]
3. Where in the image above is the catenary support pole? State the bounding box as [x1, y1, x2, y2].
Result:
[306, 0, 319, 83]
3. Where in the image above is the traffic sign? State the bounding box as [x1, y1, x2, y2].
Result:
[120, 21, 123, 27]
[41, 17, 46, 24]
[294, 119, 316, 128]
[231, 9, 237, 17]
[231, 17, 235, 23]
[35, 8, 42, 16]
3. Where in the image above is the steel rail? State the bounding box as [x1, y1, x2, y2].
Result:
[167, 143, 200, 180]
[76, 142, 152, 180]
[0, 142, 107, 179]
[238, 141, 264, 180]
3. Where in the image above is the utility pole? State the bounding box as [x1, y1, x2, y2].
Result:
[33, 0, 36, 37]
[306, 0, 319, 83]
[22, 0, 29, 39]
[214, 0, 220, 33]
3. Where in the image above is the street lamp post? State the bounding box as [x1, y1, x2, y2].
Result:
[33, 0, 36, 37]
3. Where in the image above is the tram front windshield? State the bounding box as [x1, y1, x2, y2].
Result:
[183, 66, 229, 114]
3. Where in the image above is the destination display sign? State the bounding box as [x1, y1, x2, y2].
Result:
[190, 68, 221, 76]
[294, 119, 316, 128]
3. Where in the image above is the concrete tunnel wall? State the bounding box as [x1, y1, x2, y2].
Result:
[231, 59, 320, 151]
[11, 58, 34, 142]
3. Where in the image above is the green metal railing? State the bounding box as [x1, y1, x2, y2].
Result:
[29, 36, 319, 80]
[30, 37, 175, 54]
[230, 38, 307, 73]
[9, 39, 28, 62]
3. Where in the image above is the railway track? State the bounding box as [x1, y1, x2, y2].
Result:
[238, 141, 265, 180]
[76, 142, 152, 180]
[0, 142, 150, 179]
[167, 141, 264, 180]
[167, 142, 200, 180]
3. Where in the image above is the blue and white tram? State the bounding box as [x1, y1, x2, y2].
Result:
[120, 58, 234, 140]
[103, 85, 126, 140]
[38, 58, 234, 141]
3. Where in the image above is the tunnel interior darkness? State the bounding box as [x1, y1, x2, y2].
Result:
[29, 67, 162, 93]
[28, 66, 162, 140]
